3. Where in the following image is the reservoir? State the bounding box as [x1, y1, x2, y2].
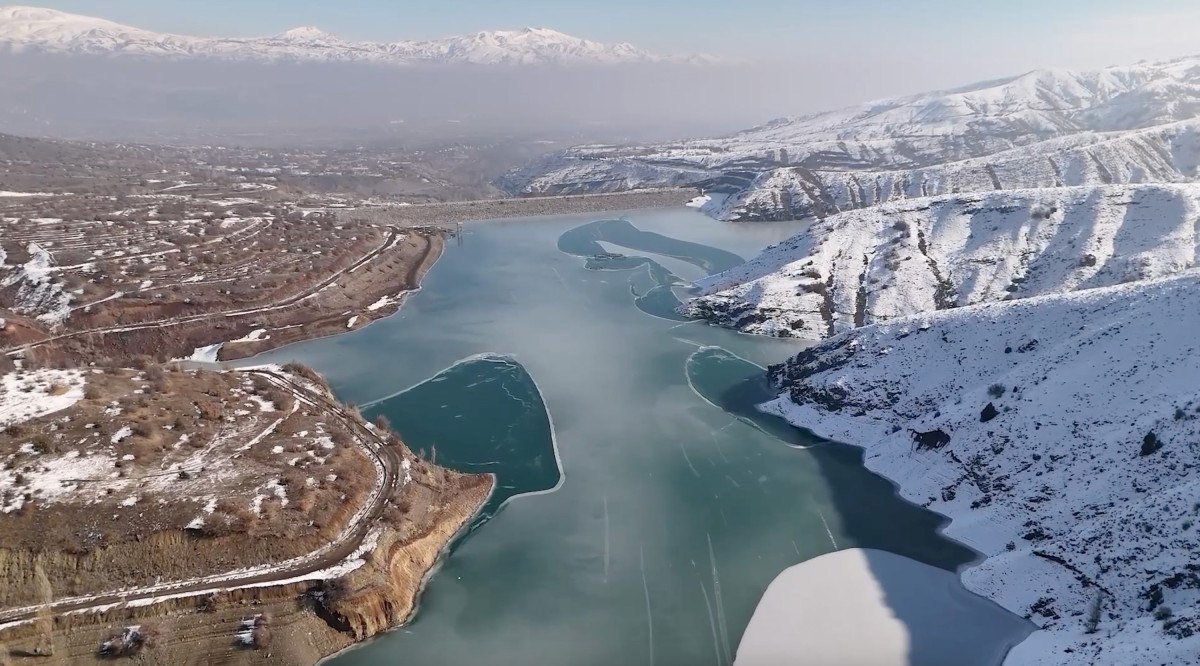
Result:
[247, 206, 1032, 665]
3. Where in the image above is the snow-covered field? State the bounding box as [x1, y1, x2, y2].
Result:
[762, 272, 1200, 664]
[0, 368, 85, 428]
[684, 183, 1200, 337]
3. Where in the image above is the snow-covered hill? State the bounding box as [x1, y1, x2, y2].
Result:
[508, 55, 1200, 218]
[685, 183, 1200, 337]
[0, 6, 681, 66]
[763, 271, 1200, 664]
[708, 118, 1200, 222]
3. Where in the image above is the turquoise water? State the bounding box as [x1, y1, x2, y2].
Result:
[361, 354, 558, 526]
[245, 207, 1030, 665]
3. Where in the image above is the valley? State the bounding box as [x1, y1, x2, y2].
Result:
[2, 3, 1200, 664]
[0, 119, 700, 665]
[577, 44, 1200, 666]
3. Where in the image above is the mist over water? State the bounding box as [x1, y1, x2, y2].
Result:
[246, 207, 1026, 665]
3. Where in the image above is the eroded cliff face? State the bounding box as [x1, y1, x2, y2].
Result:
[0, 473, 494, 665]
[322, 475, 492, 641]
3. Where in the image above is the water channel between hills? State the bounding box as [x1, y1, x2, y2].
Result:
[245, 207, 1031, 666]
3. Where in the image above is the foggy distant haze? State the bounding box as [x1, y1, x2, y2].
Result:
[21, 0, 1200, 103]
[0, 55, 820, 144]
[6, 0, 1200, 145]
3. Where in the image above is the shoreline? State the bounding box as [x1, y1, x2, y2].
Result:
[349, 188, 700, 226]
[317, 473, 499, 666]
[754, 397, 1037, 661]
[216, 232, 446, 363]
[0, 469, 495, 666]
[0, 229, 493, 664]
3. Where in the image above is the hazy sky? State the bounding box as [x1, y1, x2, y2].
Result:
[29, 0, 1200, 109]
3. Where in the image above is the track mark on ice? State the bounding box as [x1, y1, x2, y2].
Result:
[817, 508, 838, 549]
[678, 440, 701, 478]
[640, 545, 655, 666]
[708, 534, 732, 666]
[603, 493, 611, 583]
[699, 580, 724, 666]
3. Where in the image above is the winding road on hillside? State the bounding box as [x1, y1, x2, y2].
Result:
[0, 368, 404, 628]
[2, 225, 419, 358]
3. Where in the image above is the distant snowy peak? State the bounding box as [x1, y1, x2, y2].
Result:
[509, 51, 1200, 206]
[743, 60, 1200, 143]
[275, 26, 335, 41]
[412, 27, 650, 65]
[0, 5, 686, 66]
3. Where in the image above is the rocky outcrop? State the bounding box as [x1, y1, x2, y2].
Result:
[323, 475, 492, 640]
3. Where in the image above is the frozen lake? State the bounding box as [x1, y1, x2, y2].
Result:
[247, 206, 1031, 665]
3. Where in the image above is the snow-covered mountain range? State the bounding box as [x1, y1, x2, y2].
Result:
[0, 6, 683, 66]
[507, 55, 1200, 217]
[577, 49, 1200, 663]
[764, 272, 1200, 664]
[686, 183, 1200, 336]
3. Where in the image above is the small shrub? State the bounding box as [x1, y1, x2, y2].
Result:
[1140, 431, 1163, 457]
[987, 383, 1006, 398]
[1154, 606, 1173, 621]
[1084, 594, 1102, 634]
[252, 625, 272, 649]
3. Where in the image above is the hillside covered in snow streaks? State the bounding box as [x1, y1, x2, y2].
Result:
[764, 272, 1200, 664]
[684, 183, 1200, 337]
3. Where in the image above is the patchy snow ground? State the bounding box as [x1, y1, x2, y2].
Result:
[0, 242, 73, 327]
[0, 450, 115, 514]
[763, 271, 1200, 664]
[366, 294, 398, 311]
[0, 368, 86, 427]
[686, 184, 1200, 338]
[228, 328, 269, 343]
[187, 343, 224, 363]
